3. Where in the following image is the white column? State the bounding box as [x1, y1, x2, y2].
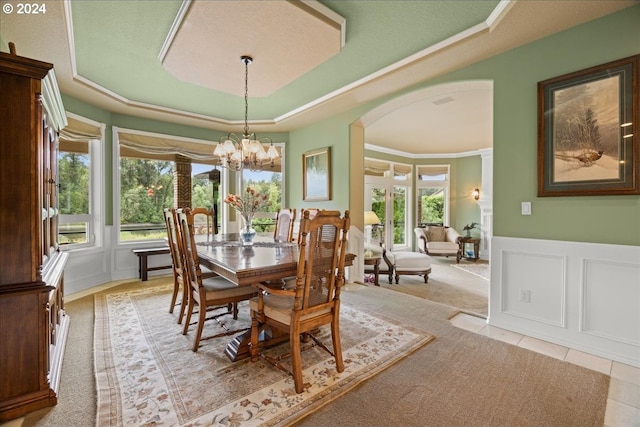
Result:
[478, 148, 493, 261]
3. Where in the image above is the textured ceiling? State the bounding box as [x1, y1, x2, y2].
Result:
[1, 0, 636, 156]
[160, 1, 344, 97]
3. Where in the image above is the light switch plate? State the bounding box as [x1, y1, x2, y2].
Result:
[521, 202, 532, 215]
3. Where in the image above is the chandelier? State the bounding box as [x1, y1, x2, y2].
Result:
[213, 56, 280, 171]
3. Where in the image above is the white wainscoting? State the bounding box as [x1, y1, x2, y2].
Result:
[347, 226, 365, 283]
[63, 248, 111, 295]
[490, 236, 640, 367]
[63, 225, 172, 295]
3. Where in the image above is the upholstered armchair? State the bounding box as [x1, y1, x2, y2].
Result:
[414, 225, 462, 262]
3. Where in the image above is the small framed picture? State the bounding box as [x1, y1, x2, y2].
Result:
[302, 147, 331, 201]
[537, 55, 639, 196]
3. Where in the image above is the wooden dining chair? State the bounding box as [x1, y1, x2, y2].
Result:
[191, 206, 218, 241]
[273, 208, 296, 243]
[249, 209, 350, 393]
[178, 208, 257, 352]
[164, 208, 190, 324]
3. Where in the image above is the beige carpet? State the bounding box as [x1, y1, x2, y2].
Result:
[380, 258, 489, 317]
[94, 283, 433, 426]
[452, 262, 490, 280]
[22, 275, 609, 427]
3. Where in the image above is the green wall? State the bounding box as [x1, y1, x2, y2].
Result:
[454, 155, 482, 237]
[486, 6, 640, 245]
[288, 108, 367, 210]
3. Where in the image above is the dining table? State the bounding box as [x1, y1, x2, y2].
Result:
[196, 233, 355, 361]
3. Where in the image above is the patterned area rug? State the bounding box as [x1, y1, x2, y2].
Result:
[452, 263, 490, 280]
[94, 285, 434, 426]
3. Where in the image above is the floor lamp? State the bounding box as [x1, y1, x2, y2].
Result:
[364, 211, 381, 258]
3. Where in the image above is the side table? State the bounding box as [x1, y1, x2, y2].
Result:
[363, 256, 381, 286]
[457, 237, 480, 262]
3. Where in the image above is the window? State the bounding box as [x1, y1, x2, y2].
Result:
[192, 163, 219, 210]
[58, 141, 90, 245]
[416, 165, 450, 226]
[119, 157, 174, 242]
[116, 129, 285, 241]
[364, 158, 412, 250]
[116, 128, 183, 242]
[239, 144, 285, 234]
[58, 114, 104, 249]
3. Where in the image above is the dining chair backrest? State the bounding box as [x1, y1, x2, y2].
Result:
[164, 208, 189, 320]
[164, 208, 184, 275]
[296, 208, 320, 243]
[177, 208, 203, 293]
[295, 209, 350, 311]
[273, 208, 296, 243]
[191, 206, 218, 241]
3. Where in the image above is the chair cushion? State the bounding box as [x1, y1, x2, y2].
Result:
[394, 252, 432, 272]
[202, 277, 256, 300]
[249, 295, 331, 325]
[427, 241, 459, 254]
[426, 226, 446, 242]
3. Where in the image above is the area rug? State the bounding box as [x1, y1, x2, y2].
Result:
[94, 285, 434, 427]
[452, 262, 490, 280]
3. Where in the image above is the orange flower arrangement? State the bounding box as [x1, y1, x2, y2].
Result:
[224, 187, 270, 219]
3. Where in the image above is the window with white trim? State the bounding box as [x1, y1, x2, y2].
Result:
[58, 115, 104, 249]
[364, 158, 412, 250]
[115, 128, 286, 241]
[416, 164, 450, 226]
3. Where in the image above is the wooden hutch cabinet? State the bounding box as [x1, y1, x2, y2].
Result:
[0, 45, 69, 422]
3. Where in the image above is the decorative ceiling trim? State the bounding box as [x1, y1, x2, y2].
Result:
[295, 0, 346, 47]
[61, 0, 509, 130]
[365, 143, 492, 160]
[157, 0, 191, 63]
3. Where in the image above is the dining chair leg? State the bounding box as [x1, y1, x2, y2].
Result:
[178, 282, 188, 324]
[290, 327, 304, 393]
[250, 315, 260, 362]
[192, 303, 206, 352]
[331, 318, 344, 373]
[183, 298, 194, 335]
[169, 274, 179, 314]
[232, 302, 239, 320]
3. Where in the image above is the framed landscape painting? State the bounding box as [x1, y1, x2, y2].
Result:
[303, 147, 331, 201]
[537, 54, 639, 196]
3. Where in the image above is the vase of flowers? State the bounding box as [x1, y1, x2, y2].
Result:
[224, 187, 270, 246]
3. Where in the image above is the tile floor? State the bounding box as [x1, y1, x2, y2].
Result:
[450, 312, 640, 427]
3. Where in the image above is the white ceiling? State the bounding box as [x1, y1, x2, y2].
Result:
[1, 0, 636, 156]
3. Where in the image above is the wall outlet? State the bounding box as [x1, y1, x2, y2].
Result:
[520, 290, 531, 303]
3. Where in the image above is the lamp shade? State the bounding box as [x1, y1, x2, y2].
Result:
[364, 211, 381, 226]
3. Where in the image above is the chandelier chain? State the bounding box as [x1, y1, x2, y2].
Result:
[244, 57, 249, 137]
[212, 55, 280, 171]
